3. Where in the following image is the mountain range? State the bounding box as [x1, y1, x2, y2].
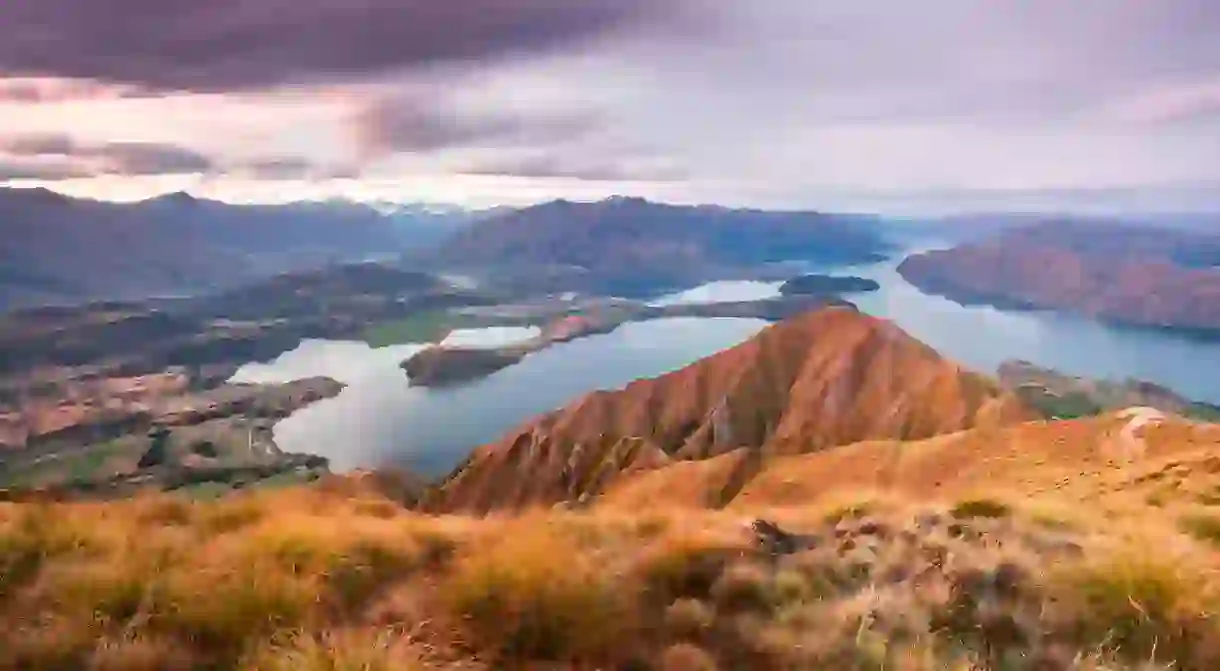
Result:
[425, 196, 891, 297]
[0, 188, 464, 310]
[899, 220, 1220, 336]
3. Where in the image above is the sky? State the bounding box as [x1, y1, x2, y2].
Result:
[0, 0, 1218, 213]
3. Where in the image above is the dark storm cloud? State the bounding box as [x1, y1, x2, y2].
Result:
[460, 153, 687, 182]
[1, 133, 214, 175]
[0, 0, 671, 92]
[355, 96, 600, 156]
[0, 78, 151, 102]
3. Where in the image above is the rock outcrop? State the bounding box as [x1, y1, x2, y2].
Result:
[424, 307, 1034, 513]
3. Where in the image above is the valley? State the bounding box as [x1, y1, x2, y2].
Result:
[6, 192, 1219, 502]
[4, 194, 1220, 669]
[6, 304, 1220, 670]
[7, 6, 1220, 668]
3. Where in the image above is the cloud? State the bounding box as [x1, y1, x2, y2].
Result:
[236, 156, 315, 180]
[0, 159, 95, 181]
[353, 95, 599, 158]
[458, 152, 686, 182]
[1104, 80, 1220, 125]
[3, 0, 1220, 212]
[101, 142, 213, 175]
[1, 133, 213, 175]
[4, 134, 76, 156]
[0, 78, 149, 103]
[232, 156, 358, 180]
[0, 0, 672, 92]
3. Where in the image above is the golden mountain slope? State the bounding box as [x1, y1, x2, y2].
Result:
[6, 411, 1220, 670]
[425, 307, 1034, 513]
[602, 410, 1220, 514]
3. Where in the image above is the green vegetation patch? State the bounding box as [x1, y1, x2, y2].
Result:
[362, 311, 471, 347]
[362, 309, 540, 347]
[1180, 514, 1220, 546]
[0, 439, 140, 488]
[1185, 403, 1220, 422]
[1018, 388, 1104, 420]
[950, 498, 1012, 519]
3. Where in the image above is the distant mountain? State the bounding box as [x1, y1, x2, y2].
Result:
[426, 197, 891, 297]
[0, 188, 470, 311]
[425, 307, 1032, 513]
[898, 220, 1220, 335]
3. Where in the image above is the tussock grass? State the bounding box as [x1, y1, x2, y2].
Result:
[4, 483, 1220, 669]
[950, 497, 1012, 519]
[1180, 513, 1220, 546]
[1045, 545, 1220, 668]
[243, 630, 421, 671]
[443, 521, 633, 663]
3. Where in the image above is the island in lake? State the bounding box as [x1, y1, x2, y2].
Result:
[779, 274, 880, 296]
[402, 295, 857, 387]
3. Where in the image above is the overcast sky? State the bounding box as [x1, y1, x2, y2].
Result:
[0, 0, 1217, 212]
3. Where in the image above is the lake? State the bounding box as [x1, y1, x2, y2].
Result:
[231, 319, 770, 474]
[231, 253, 1220, 475]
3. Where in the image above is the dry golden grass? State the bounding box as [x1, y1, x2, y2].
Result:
[5, 442, 1220, 670]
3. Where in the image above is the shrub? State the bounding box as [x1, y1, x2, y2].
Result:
[243, 630, 418, 671]
[950, 498, 1011, 520]
[443, 526, 632, 662]
[1045, 550, 1220, 668]
[0, 617, 96, 671]
[133, 495, 195, 527]
[659, 643, 719, 671]
[198, 498, 267, 535]
[90, 634, 196, 671]
[664, 598, 715, 640]
[160, 559, 318, 661]
[637, 534, 737, 603]
[822, 501, 876, 526]
[1181, 514, 1220, 546]
[710, 562, 775, 614]
[352, 499, 402, 520]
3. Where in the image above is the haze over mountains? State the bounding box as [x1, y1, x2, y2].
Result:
[0, 187, 462, 310]
[0, 189, 896, 310]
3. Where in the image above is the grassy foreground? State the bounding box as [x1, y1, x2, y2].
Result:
[4, 479, 1220, 670]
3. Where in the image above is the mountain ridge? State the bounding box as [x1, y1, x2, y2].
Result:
[425, 307, 1034, 513]
[425, 197, 891, 297]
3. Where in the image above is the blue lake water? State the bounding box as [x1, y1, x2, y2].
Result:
[232, 319, 770, 474]
[231, 253, 1220, 475]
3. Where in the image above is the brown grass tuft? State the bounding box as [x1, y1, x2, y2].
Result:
[659, 643, 719, 671]
[242, 630, 422, 671]
[1045, 545, 1220, 668]
[443, 522, 634, 663]
[950, 497, 1012, 520]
